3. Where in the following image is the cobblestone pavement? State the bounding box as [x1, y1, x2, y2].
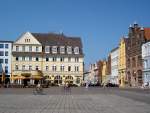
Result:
[0, 87, 150, 113]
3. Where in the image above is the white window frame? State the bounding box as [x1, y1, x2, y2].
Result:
[60, 65, 65, 72]
[60, 46, 65, 54]
[16, 46, 19, 52]
[46, 65, 49, 71]
[67, 46, 72, 54]
[52, 65, 57, 72]
[52, 46, 57, 54]
[29, 65, 32, 71]
[15, 64, 19, 70]
[45, 46, 50, 53]
[74, 47, 79, 54]
[36, 46, 39, 52]
[22, 45, 25, 52]
[29, 46, 32, 52]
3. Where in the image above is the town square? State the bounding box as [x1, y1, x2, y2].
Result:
[0, 87, 150, 113]
[0, 0, 150, 113]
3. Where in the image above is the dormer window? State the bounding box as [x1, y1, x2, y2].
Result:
[52, 46, 57, 54]
[67, 46, 72, 54]
[60, 46, 65, 54]
[45, 46, 50, 53]
[74, 47, 79, 54]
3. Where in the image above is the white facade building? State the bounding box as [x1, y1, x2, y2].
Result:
[87, 63, 99, 85]
[110, 47, 119, 84]
[0, 41, 13, 84]
[142, 42, 150, 86]
[12, 32, 84, 86]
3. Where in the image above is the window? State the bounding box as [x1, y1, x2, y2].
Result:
[75, 57, 79, 62]
[60, 57, 64, 62]
[0, 59, 3, 63]
[22, 56, 25, 61]
[60, 46, 65, 54]
[25, 57, 29, 61]
[74, 47, 79, 54]
[138, 56, 142, 66]
[29, 65, 32, 71]
[0, 44, 4, 48]
[5, 66, 8, 73]
[36, 66, 39, 70]
[22, 65, 25, 70]
[60, 65, 65, 72]
[15, 65, 19, 70]
[22, 46, 25, 52]
[46, 57, 49, 61]
[5, 59, 8, 64]
[143, 60, 147, 69]
[25, 39, 30, 42]
[67, 46, 72, 54]
[16, 57, 19, 61]
[36, 46, 39, 52]
[75, 66, 79, 72]
[0, 51, 4, 56]
[68, 57, 71, 62]
[76, 78, 80, 84]
[5, 44, 8, 49]
[16, 46, 19, 51]
[45, 46, 49, 53]
[29, 56, 32, 61]
[46, 66, 49, 71]
[52, 46, 57, 54]
[36, 57, 39, 61]
[68, 66, 71, 71]
[132, 57, 136, 67]
[52, 65, 57, 71]
[29, 46, 32, 52]
[5, 51, 8, 56]
[53, 57, 57, 62]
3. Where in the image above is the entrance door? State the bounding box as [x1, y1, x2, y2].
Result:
[54, 75, 62, 85]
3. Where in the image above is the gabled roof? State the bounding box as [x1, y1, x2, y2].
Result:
[31, 33, 82, 47]
[144, 28, 150, 40]
[110, 47, 119, 53]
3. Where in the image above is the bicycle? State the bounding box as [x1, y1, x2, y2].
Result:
[33, 86, 43, 95]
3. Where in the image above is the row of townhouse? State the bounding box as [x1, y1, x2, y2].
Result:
[110, 23, 150, 87]
[85, 22, 150, 87]
[107, 23, 150, 87]
[85, 56, 111, 86]
[117, 23, 150, 87]
[0, 32, 84, 86]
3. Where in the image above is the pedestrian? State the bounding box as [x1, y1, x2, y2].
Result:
[86, 82, 89, 89]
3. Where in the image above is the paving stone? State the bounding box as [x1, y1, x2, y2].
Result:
[0, 88, 150, 113]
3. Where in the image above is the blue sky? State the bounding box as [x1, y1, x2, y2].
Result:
[0, 0, 150, 69]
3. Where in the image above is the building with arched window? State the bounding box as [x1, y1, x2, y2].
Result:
[12, 32, 84, 86]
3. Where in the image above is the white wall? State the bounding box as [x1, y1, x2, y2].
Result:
[110, 48, 119, 84]
[0, 42, 12, 77]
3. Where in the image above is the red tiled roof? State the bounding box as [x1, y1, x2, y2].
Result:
[144, 28, 150, 40]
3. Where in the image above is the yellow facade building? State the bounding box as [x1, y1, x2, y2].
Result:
[12, 32, 84, 86]
[102, 61, 107, 84]
[118, 37, 128, 87]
